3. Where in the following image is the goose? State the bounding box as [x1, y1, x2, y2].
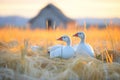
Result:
[73, 32, 95, 57]
[48, 35, 75, 59]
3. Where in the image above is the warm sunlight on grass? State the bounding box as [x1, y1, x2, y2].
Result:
[0, 25, 120, 80]
[0, 25, 120, 61]
[0, 25, 120, 51]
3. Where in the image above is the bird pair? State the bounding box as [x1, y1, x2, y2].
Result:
[48, 32, 95, 59]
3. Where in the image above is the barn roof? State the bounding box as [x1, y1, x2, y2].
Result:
[29, 4, 73, 23]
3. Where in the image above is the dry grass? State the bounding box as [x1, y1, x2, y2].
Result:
[0, 25, 120, 80]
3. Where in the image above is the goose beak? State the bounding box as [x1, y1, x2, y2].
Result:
[73, 33, 78, 37]
[57, 37, 63, 41]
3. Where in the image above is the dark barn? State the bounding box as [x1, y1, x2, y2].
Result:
[29, 4, 74, 29]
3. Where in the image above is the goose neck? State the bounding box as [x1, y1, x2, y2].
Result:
[66, 40, 71, 46]
[80, 38, 85, 43]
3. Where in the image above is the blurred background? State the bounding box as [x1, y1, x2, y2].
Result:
[0, 1, 120, 80]
[0, 0, 120, 28]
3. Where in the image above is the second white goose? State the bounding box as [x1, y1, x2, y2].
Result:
[73, 32, 95, 57]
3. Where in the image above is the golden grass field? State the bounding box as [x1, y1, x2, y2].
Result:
[0, 25, 120, 80]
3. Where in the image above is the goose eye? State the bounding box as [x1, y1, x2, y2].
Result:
[63, 37, 65, 39]
[79, 33, 81, 35]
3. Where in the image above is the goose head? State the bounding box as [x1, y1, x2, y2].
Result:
[57, 35, 71, 46]
[73, 32, 86, 43]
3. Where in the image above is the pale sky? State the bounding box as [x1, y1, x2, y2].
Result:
[0, 0, 120, 18]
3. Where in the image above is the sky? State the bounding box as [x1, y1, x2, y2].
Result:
[0, 0, 120, 18]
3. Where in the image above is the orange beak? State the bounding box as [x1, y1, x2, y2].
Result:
[57, 37, 63, 41]
[73, 33, 78, 37]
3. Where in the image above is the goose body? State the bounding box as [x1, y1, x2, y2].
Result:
[73, 32, 95, 57]
[76, 42, 94, 57]
[73, 44, 78, 52]
[48, 35, 75, 59]
[50, 46, 75, 59]
[48, 44, 62, 53]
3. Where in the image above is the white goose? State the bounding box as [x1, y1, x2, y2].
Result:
[73, 32, 95, 57]
[48, 35, 75, 59]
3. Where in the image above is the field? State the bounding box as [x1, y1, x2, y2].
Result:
[0, 25, 120, 80]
